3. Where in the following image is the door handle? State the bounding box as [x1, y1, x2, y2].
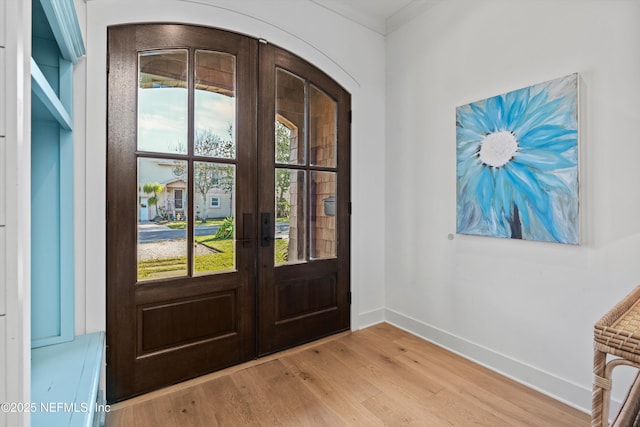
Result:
[261, 212, 272, 247]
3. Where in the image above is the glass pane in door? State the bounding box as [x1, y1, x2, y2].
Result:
[276, 119, 301, 165]
[138, 50, 188, 154]
[137, 158, 189, 281]
[193, 161, 236, 274]
[276, 69, 305, 165]
[195, 50, 236, 159]
[310, 171, 337, 260]
[275, 169, 306, 265]
[309, 85, 336, 168]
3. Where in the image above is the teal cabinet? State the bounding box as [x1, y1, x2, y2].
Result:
[29, 3, 106, 426]
[30, 0, 84, 347]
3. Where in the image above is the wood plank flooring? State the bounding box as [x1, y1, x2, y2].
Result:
[105, 323, 590, 426]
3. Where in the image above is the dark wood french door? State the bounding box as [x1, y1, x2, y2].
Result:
[106, 24, 350, 403]
[257, 44, 351, 355]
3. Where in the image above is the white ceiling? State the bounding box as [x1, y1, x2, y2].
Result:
[310, 0, 442, 35]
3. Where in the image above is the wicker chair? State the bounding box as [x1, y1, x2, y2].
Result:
[593, 285, 640, 427]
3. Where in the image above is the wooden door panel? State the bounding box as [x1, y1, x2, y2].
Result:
[274, 260, 341, 323]
[134, 272, 246, 304]
[121, 333, 247, 398]
[257, 44, 351, 356]
[275, 274, 337, 322]
[107, 24, 257, 403]
[137, 291, 237, 355]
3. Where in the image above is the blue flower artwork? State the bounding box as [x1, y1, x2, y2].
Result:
[456, 74, 579, 244]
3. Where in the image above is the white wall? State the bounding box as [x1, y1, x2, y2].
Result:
[73, 0, 88, 336]
[81, 0, 387, 334]
[80, 0, 640, 415]
[0, 2, 6, 425]
[386, 0, 640, 413]
[1, 0, 31, 425]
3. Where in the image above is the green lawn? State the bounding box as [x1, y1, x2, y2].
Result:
[138, 256, 187, 279]
[164, 218, 226, 230]
[275, 238, 288, 264]
[194, 236, 234, 273]
[138, 236, 289, 280]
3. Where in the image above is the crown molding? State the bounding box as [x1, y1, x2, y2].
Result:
[39, 0, 86, 64]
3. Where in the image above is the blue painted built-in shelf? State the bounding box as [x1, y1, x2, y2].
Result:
[30, 4, 102, 424]
[31, 0, 84, 348]
[31, 332, 106, 427]
[31, 58, 72, 130]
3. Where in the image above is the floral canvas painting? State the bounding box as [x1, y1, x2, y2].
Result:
[456, 73, 579, 244]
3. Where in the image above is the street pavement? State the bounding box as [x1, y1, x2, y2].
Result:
[138, 223, 220, 243]
[138, 221, 290, 243]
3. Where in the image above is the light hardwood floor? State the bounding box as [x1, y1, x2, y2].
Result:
[106, 323, 590, 426]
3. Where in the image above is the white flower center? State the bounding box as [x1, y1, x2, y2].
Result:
[479, 131, 518, 167]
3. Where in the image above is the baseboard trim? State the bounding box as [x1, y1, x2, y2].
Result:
[384, 308, 595, 415]
[354, 307, 385, 331]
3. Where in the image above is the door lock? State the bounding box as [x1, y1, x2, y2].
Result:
[261, 212, 272, 247]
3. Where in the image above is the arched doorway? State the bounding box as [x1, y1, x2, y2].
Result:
[106, 24, 351, 402]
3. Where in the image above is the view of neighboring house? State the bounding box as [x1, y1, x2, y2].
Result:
[138, 158, 234, 222]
